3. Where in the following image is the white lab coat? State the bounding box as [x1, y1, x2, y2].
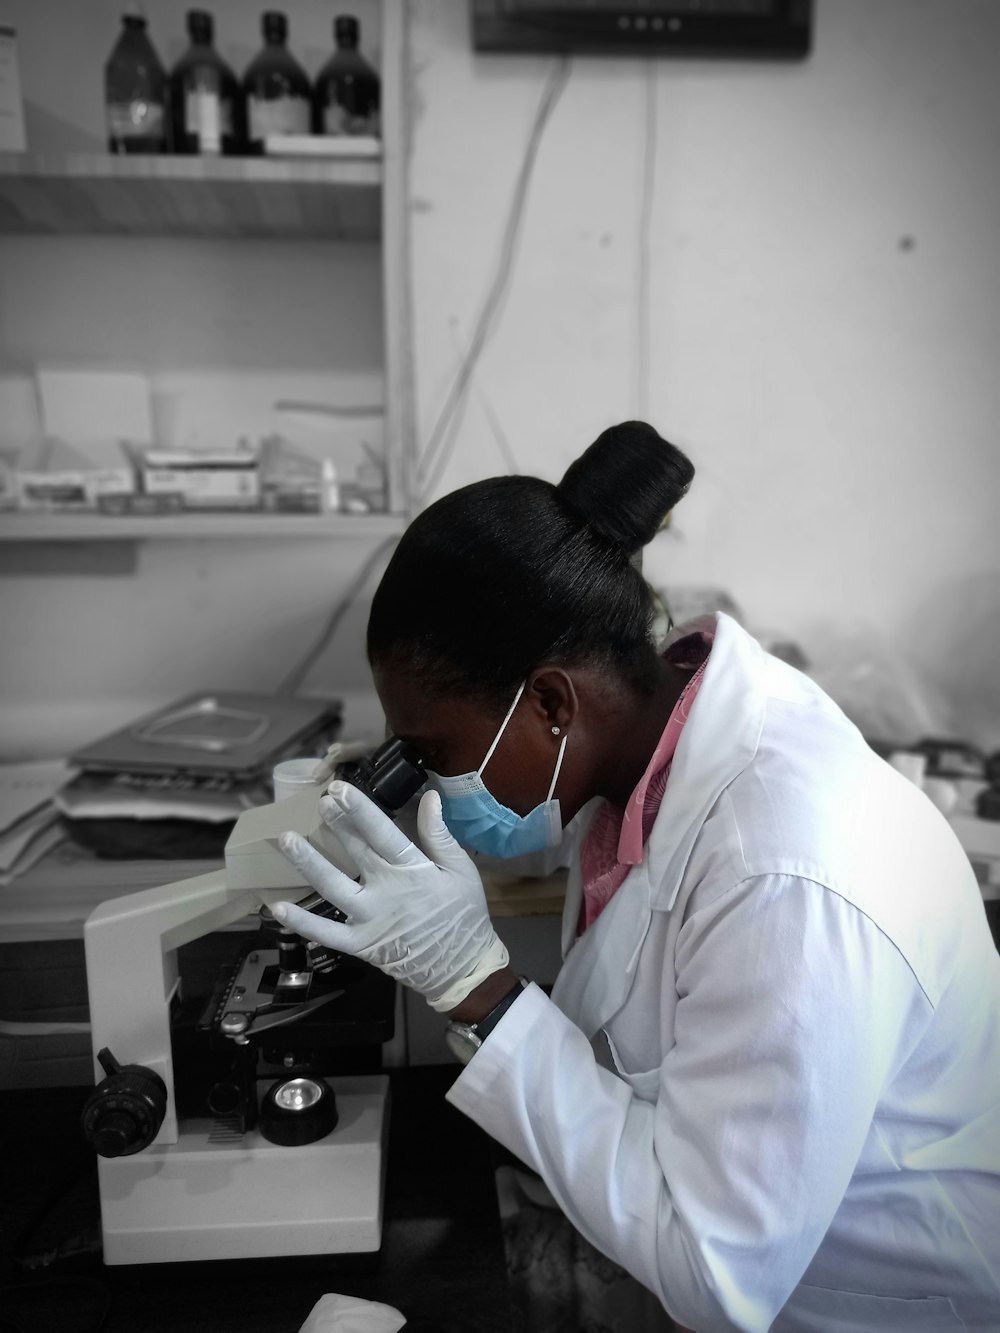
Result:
[447, 613, 1000, 1332]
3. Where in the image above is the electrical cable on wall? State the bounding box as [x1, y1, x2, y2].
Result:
[637, 59, 658, 421]
[275, 534, 399, 697]
[416, 56, 572, 505]
[476, 378, 521, 476]
[276, 60, 573, 699]
[269, 55, 653, 701]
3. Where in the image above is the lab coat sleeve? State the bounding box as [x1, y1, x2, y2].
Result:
[446, 874, 931, 1333]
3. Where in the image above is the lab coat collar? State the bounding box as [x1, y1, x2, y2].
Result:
[643, 611, 766, 911]
[553, 612, 767, 1038]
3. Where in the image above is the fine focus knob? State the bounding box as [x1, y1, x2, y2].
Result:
[90, 1109, 139, 1158]
[81, 1047, 168, 1158]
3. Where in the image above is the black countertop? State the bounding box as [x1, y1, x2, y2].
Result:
[0, 1065, 513, 1333]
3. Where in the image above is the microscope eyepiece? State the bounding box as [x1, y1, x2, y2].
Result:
[335, 735, 426, 816]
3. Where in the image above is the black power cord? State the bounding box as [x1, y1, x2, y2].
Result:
[1, 1155, 110, 1333]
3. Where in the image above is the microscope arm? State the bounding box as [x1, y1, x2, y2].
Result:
[84, 785, 354, 1146]
[84, 871, 301, 1146]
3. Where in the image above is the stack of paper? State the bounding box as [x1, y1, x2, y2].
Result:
[55, 769, 269, 823]
[0, 760, 71, 886]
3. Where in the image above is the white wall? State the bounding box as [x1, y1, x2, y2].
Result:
[406, 0, 1000, 747]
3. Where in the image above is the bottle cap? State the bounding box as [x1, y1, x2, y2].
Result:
[334, 15, 360, 45]
[187, 9, 214, 40]
[263, 10, 288, 41]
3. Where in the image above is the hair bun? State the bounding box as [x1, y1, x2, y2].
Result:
[556, 421, 694, 555]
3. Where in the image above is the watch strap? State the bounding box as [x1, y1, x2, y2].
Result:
[470, 976, 527, 1042]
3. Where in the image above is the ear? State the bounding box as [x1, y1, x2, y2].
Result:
[526, 667, 579, 733]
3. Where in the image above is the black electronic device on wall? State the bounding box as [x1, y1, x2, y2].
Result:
[471, 0, 812, 58]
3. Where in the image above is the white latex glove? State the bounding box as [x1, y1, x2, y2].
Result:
[274, 780, 509, 1013]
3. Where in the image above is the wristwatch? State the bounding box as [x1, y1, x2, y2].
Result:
[445, 977, 528, 1066]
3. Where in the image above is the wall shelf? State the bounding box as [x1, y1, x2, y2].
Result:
[0, 511, 404, 542]
[0, 152, 382, 240]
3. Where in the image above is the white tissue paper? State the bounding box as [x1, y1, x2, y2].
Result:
[297, 1292, 406, 1333]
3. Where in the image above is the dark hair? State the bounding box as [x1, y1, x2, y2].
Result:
[367, 421, 694, 710]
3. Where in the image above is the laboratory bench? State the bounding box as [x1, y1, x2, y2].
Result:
[0, 1064, 515, 1333]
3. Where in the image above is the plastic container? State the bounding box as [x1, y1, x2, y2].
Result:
[272, 757, 324, 802]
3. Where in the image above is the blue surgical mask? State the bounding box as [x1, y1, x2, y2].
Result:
[427, 682, 568, 859]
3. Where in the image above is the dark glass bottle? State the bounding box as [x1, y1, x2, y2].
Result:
[169, 10, 243, 156]
[104, 8, 168, 154]
[242, 11, 311, 155]
[314, 15, 381, 137]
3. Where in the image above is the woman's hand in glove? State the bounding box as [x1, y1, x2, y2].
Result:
[273, 781, 509, 1013]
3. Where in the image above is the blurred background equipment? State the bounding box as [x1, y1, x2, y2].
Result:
[56, 692, 342, 860]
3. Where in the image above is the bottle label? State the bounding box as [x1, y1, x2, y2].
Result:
[248, 95, 309, 142]
[107, 101, 165, 140]
[184, 89, 233, 153]
[323, 103, 380, 136]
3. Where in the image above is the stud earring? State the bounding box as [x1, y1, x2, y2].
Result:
[551, 726, 561, 736]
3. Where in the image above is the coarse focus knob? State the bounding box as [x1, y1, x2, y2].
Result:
[81, 1047, 168, 1158]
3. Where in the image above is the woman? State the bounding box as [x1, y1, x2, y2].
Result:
[274, 422, 1000, 1331]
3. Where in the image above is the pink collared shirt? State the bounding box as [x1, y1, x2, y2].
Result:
[577, 626, 714, 935]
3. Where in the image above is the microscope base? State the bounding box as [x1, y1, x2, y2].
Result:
[97, 1074, 389, 1265]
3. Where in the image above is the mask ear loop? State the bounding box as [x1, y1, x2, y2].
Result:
[546, 731, 569, 803]
[478, 681, 526, 778]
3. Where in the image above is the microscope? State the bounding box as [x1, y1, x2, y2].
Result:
[81, 739, 426, 1265]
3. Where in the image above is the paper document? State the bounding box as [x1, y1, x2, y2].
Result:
[0, 819, 65, 886]
[36, 369, 153, 444]
[0, 760, 71, 834]
[55, 770, 269, 823]
[0, 760, 70, 882]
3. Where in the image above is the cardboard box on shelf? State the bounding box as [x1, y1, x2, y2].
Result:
[259, 436, 327, 513]
[14, 439, 137, 510]
[270, 404, 389, 513]
[131, 443, 261, 510]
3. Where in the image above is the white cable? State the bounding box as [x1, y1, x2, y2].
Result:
[275, 533, 399, 696]
[637, 59, 658, 419]
[416, 57, 572, 503]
